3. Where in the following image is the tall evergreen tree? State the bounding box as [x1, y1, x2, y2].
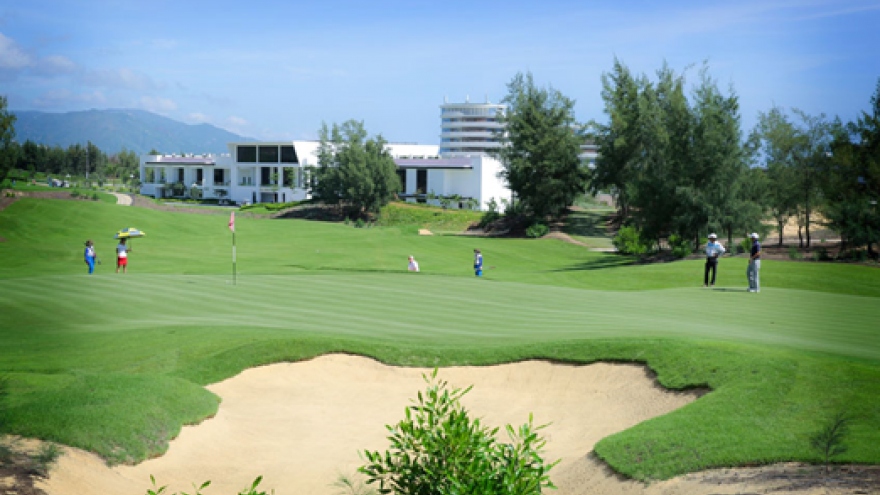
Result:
[753, 107, 830, 247]
[821, 81, 880, 256]
[0, 96, 16, 184]
[496, 72, 587, 220]
[590, 59, 644, 219]
[594, 61, 750, 247]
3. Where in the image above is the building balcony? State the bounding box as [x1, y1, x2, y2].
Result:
[441, 131, 498, 140]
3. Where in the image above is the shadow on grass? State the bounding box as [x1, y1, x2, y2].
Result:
[563, 210, 614, 238]
[710, 287, 750, 293]
[551, 256, 636, 272]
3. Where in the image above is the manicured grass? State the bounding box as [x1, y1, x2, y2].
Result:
[376, 201, 483, 232]
[562, 207, 615, 249]
[0, 197, 879, 479]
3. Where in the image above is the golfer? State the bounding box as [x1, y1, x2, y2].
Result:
[116, 238, 130, 274]
[473, 248, 483, 277]
[703, 233, 725, 287]
[84, 240, 97, 274]
[747, 233, 762, 293]
[407, 255, 420, 272]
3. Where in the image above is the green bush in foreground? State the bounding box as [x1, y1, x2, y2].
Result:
[360, 370, 557, 495]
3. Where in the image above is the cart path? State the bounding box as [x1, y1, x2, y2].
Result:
[111, 193, 133, 206]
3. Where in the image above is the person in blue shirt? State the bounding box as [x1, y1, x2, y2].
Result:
[703, 233, 726, 287]
[84, 240, 96, 274]
[473, 249, 483, 277]
[747, 233, 762, 292]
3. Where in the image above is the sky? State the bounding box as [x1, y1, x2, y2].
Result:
[1, 0, 879, 144]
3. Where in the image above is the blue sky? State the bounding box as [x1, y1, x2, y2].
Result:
[1, 0, 878, 144]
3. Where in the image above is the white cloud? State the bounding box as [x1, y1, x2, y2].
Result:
[0, 32, 32, 69]
[227, 116, 248, 126]
[187, 112, 210, 123]
[83, 67, 159, 91]
[37, 54, 77, 75]
[140, 96, 177, 113]
[33, 88, 107, 107]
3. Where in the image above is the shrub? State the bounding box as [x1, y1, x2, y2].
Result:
[809, 411, 852, 474]
[668, 234, 693, 259]
[739, 238, 752, 255]
[360, 370, 557, 495]
[526, 222, 549, 238]
[145, 475, 272, 495]
[788, 247, 803, 260]
[815, 247, 831, 262]
[354, 218, 366, 228]
[612, 226, 652, 255]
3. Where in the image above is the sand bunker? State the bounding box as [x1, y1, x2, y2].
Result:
[39, 354, 867, 495]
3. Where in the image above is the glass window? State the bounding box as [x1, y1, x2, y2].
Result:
[258, 146, 279, 163]
[238, 146, 257, 162]
[416, 170, 427, 193]
[281, 145, 297, 163]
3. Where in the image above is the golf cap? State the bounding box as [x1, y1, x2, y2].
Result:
[708, 233, 717, 239]
[750, 233, 759, 239]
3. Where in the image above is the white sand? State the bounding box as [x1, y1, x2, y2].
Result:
[37, 355, 859, 495]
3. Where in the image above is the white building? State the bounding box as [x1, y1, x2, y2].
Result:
[138, 98, 527, 210]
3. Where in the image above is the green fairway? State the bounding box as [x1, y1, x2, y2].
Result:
[1, 197, 879, 479]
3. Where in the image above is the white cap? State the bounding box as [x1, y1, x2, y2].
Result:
[708, 233, 717, 239]
[750, 233, 759, 239]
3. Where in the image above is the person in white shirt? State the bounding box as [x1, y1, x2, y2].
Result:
[703, 233, 726, 287]
[84, 240, 96, 274]
[407, 255, 419, 272]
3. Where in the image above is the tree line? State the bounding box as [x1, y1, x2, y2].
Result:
[589, 59, 878, 257]
[0, 98, 140, 186]
[2, 61, 878, 257]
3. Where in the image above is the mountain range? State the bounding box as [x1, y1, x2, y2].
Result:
[10, 108, 252, 155]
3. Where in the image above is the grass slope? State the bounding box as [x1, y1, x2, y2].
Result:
[0, 198, 879, 479]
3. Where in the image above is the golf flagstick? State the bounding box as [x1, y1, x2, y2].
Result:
[229, 211, 236, 285]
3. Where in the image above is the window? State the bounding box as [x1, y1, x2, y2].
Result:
[261, 167, 272, 185]
[281, 145, 297, 163]
[196, 169, 203, 184]
[258, 146, 279, 163]
[214, 169, 224, 185]
[177, 168, 184, 182]
[416, 170, 427, 194]
[238, 146, 257, 162]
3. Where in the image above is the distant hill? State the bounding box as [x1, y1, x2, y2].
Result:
[10, 108, 252, 155]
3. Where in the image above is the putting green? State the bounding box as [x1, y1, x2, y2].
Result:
[1, 197, 879, 480]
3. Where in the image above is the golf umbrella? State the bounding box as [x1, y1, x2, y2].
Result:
[114, 227, 146, 239]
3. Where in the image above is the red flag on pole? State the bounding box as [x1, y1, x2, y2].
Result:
[229, 211, 235, 232]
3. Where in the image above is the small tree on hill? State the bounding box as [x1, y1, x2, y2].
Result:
[360, 370, 558, 495]
[311, 120, 400, 218]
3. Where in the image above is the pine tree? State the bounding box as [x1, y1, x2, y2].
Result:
[496, 72, 587, 221]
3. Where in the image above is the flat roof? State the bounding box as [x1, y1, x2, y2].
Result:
[394, 158, 472, 170]
[145, 157, 215, 165]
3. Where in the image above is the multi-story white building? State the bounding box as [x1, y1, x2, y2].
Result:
[138, 98, 550, 210]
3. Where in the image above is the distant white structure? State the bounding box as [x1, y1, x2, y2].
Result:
[139, 97, 591, 210]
